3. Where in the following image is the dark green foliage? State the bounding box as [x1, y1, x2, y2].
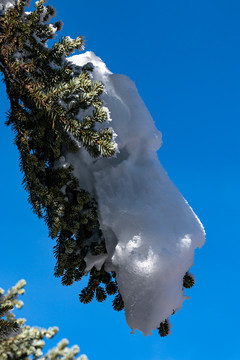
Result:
[112, 292, 124, 312]
[158, 319, 170, 337]
[79, 268, 118, 305]
[79, 288, 95, 304]
[95, 287, 107, 303]
[183, 272, 195, 289]
[0, 0, 120, 309]
[106, 281, 118, 295]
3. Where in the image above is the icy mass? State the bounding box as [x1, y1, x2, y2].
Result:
[64, 52, 205, 336]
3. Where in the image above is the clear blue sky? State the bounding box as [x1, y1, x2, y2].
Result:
[0, 0, 240, 359]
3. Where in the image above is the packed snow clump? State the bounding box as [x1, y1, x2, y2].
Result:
[0, 0, 14, 12]
[65, 52, 205, 336]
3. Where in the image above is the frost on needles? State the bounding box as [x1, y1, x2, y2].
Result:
[0, 0, 205, 337]
[0, 280, 87, 359]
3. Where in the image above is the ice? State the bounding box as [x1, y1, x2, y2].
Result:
[65, 51, 205, 336]
[84, 253, 108, 273]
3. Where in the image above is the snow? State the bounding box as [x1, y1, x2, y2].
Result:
[0, 0, 15, 11]
[63, 51, 205, 336]
[0, 0, 30, 9]
[0, 0, 14, 5]
[84, 253, 109, 273]
[0, 0, 29, 14]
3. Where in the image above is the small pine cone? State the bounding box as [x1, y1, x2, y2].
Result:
[106, 282, 118, 295]
[79, 288, 94, 304]
[95, 287, 107, 303]
[101, 271, 111, 284]
[158, 320, 170, 337]
[112, 293, 124, 312]
[183, 272, 195, 289]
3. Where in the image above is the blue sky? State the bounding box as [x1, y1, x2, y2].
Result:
[0, 0, 240, 359]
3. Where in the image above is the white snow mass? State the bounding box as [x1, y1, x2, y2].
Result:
[0, 0, 30, 13]
[0, 0, 14, 11]
[65, 51, 205, 336]
[0, 0, 29, 7]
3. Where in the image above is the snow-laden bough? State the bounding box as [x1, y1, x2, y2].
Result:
[0, 0, 205, 336]
[63, 52, 205, 336]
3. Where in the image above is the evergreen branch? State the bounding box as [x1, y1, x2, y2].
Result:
[0, 280, 85, 359]
[0, 0, 119, 320]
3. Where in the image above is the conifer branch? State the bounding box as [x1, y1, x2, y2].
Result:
[0, 0, 119, 310]
[0, 280, 86, 359]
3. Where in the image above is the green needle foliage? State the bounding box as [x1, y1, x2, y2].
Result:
[0, 280, 87, 359]
[0, 282, 22, 342]
[0, 0, 121, 309]
[0, 1, 196, 338]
